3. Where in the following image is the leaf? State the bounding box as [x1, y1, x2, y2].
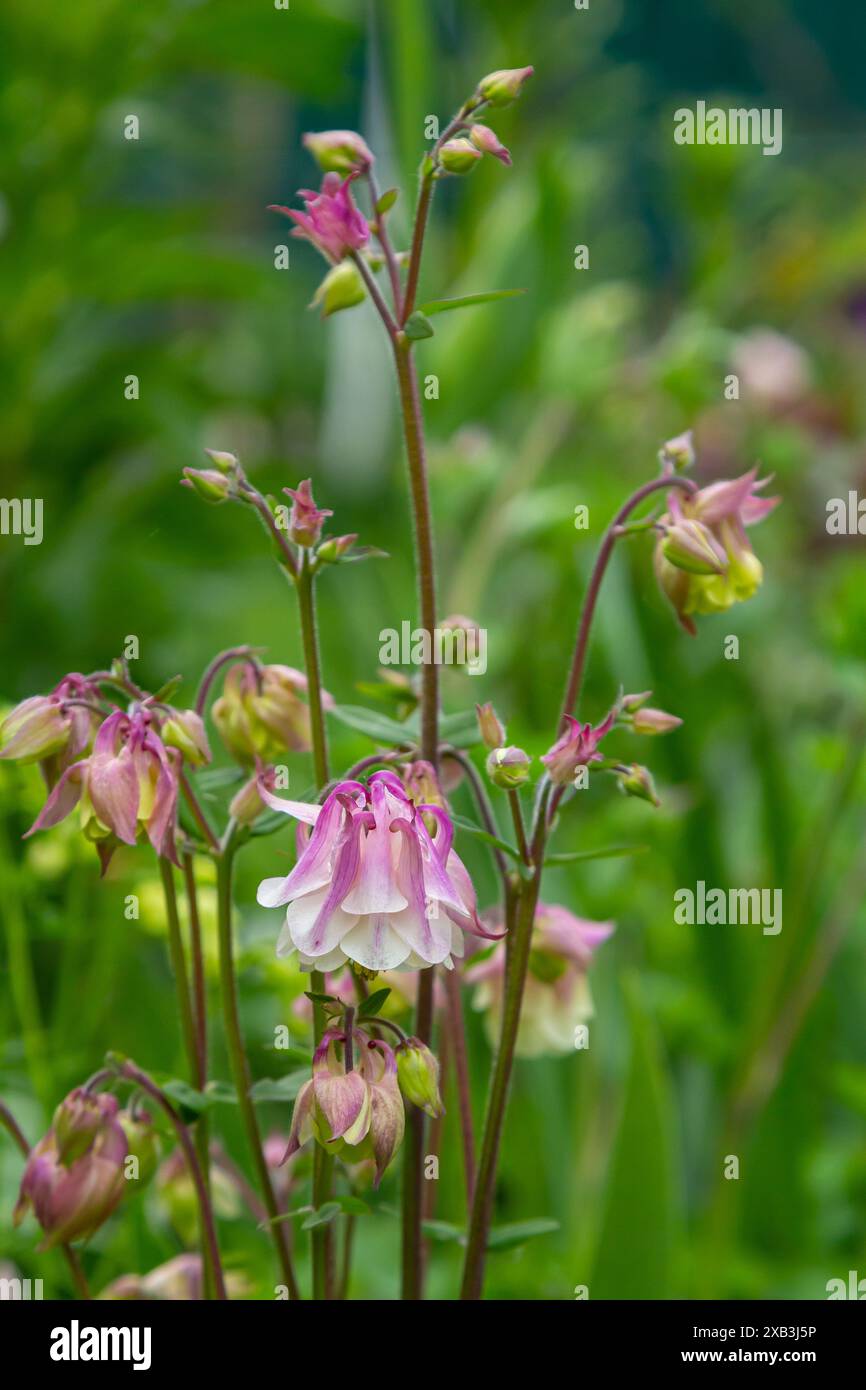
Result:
[301, 1201, 342, 1230]
[376, 187, 399, 216]
[451, 813, 521, 862]
[590, 975, 679, 1299]
[418, 289, 526, 316]
[544, 844, 648, 866]
[403, 311, 434, 340]
[358, 987, 391, 1019]
[152, 674, 183, 703]
[421, 1219, 465, 1245]
[247, 810, 293, 838]
[304, 991, 337, 1005]
[486, 1218, 560, 1251]
[162, 1080, 215, 1115]
[328, 704, 416, 747]
[249, 1071, 309, 1104]
[436, 708, 482, 749]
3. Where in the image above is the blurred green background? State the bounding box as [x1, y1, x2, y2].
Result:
[2, 0, 866, 1300]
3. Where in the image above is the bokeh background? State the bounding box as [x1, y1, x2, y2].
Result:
[2, 0, 866, 1300]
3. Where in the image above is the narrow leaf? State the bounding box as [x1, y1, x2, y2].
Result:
[358, 987, 391, 1019]
[451, 813, 521, 862]
[418, 289, 526, 316]
[486, 1218, 560, 1251]
[544, 844, 648, 866]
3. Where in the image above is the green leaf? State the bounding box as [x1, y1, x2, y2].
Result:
[162, 1080, 214, 1115]
[590, 975, 679, 1299]
[302, 1201, 342, 1230]
[249, 1071, 309, 1103]
[418, 289, 526, 316]
[544, 844, 648, 866]
[451, 813, 521, 862]
[403, 311, 434, 340]
[247, 810, 292, 838]
[376, 187, 399, 216]
[421, 1219, 465, 1245]
[328, 704, 417, 747]
[436, 708, 482, 749]
[486, 1218, 560, 1251]
[152, 674, 183, 703]
[358, 987, 391, 1019]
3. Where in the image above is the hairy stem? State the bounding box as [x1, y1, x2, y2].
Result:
[443, 968, 476, 1205]
[295, 553, 330, 788]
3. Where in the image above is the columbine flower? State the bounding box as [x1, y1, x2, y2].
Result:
[302, 129, 374, 176]
[212, 663, 332, 765]
[655, 468, 780, 634]
[24, 709, 181, 868]
[541, 707, 616, 785]
[269, 173, 369, 264]
[467, 905, 614, 1058]
[256, 770, 492, 973]
[0, 674, 100, 777]
[285, 1028, 404, 1185]
[468, 124, 512, 165]
[14, 1089, 128, 1249]
[283, 478, 333, 547]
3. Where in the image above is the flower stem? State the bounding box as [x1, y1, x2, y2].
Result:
[401, 965, 434, 1299]
[559, 474, 696, 727]
[117, 1060, 227, 1300]
[295, 552, 330, 787]
[215, 830, 301, 1299]
[443, 968, 476, 1205]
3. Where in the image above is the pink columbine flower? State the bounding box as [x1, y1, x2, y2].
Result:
[285, 1028, 404, 1186]
[269, 172, 369, 264]
[14, 1090, 128, 1250]
[283, 478, 333, 547]
[0, 673, 100, 776]
[256, 769, 494, 973]
[655, 467, 780, 634]
[541, 707, 616, 785]
[467, 904, 614, 1058]
[24, 708, 181, 868]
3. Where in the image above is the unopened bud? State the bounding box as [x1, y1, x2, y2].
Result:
[620, 691, 652, 713]
[118, 1109, 160, 1190]
[477, 66, 534, 107]
[303, 129, 373, 176]
[631, 707, 682, 736]
[659, 431, 695, 471]
[486, 745, 531, 790]
[311, 260, 366, 318]
[396, 1038, 444, 1119]
[439, 139, 483, 174]
[204, 449, 239, 475]
[181, 468, 232, 504]
[468, 124, 512, 165]
[476, 701, 506, 751]
[161, 709, 211, 766]
[317, 533, 358, 563]
[661, 519, 727, 576]
[617, 763, 660, 807]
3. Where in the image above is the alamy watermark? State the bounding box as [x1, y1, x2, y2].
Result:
[0, 498, 43, 545]
[674, 101, 783, 157]
[674, 881, 782, 935]
[379, 620, 487, 675]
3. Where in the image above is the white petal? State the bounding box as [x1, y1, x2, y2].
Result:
[284, 887, 357, 958]
[340, 914, 412, 972]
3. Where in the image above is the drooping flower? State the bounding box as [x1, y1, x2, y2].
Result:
[0, 673, 101, 780]
[284, 1028, 404, 1185]
[256, 770, 493, 973]
[14, 1089, 128, 1249]
[655, 468, 780, 634]
[302, 129, 374, 176]
[282, 478, 333, 548]
[24, 708, 182, 868]
[467, 904, 614, 1058]
[212, 663, 332, 765]
[269, 172, 369, 264]
[541, 707, 616, 785]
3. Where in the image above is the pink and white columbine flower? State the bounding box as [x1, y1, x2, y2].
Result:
[0, 673, 100, 777]
[24, 708, 181, 868]
[541, 706, 616, 785]
[467, 904, 614, 1058]
[269, 172, 369, 265]
[256, 770, 492, 973]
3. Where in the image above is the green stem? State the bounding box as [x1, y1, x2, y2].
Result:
[310, 968, 336, 1300]
[295, 553, 330, 787]
[216, 831, 301, 1299]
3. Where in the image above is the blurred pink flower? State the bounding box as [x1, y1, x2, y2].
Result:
[269, 173, 369, 264]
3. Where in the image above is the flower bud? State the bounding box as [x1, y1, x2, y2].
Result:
[631, 707, 683, 736]
[53, 1088, 118, 1166]
[311, 260, 366, 318]
[203, 449, 240, 475]
[117, 1108, 160, 1190]
[303, 129, 374, 176]
[477, 66, 534, 107]
[161, 709, 211, 766]
[317, 533, 358, 563]
[620, 691, 652, 713]
[396, 1038, 444, 1119]
[661, 519, 727, 576]
[213, 663, 330, 764]
[0, 696, 70, 764]
[468, 124, 512, 165]
[181, 468, 233, 504]
[617, 763, 660, 807]
[283, 479, 333, 548]
[439, 139, 483, 174]
[486, 745, 531, 789]
[476, 701, 506, 751]
[658, 430, 695, 471]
